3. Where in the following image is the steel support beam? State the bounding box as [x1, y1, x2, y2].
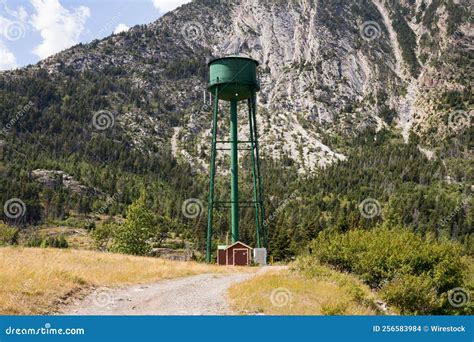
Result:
[230, 99, 239, 243]
[206, 88, 219, 263]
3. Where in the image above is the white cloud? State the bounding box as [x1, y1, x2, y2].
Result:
[30, 0, 90, 59]
[0, 2, 26, 70]
[114, 23, 129, 34]
[152, 0, 191, 13]
[3, 4, 28, 23]
[0, 2, 28, 42]
[0, 41, 18, 70]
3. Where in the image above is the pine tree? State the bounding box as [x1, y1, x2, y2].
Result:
[111, 193, 155, 255]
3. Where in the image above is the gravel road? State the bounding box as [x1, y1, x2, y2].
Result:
[61, 273, 254, 315]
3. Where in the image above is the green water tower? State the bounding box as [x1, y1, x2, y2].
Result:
[206, 55, 266, 263]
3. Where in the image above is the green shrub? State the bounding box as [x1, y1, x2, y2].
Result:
[27, 235, 68, 249]
[63, 217, 96, 230]
[39, 236, 69, 249]
[91, 222, 116, 250]
[306, 227, 469, 314]
[321, 302, 348, 315]
[381, 274, 440, 314]
[26, 235, 43, 247]
[0, 223, 18, 246]
[84, 220, 96, 230]
[294, 257, 375, 309]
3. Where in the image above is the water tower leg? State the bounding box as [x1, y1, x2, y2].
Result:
[251, 93, 267, 248]
[230, 99, 239, 243]
[248, 98, 261, 248]
[206, 89, 219, 263]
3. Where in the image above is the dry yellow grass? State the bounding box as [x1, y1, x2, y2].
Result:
[0, 247, 251, 315]
[229, 269, 377, 315]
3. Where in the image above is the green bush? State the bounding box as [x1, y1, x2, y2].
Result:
[26, 235, 43, 247]
[0, 223, 19, 246]
[39, 236, 69, 249]
[306, 227, 469, 314]
[91, 222, 116, 250]
[381, 274, 440, 314]
[84, 220, 96, 230]
[294, 257, 375, 310]
[321, 302, 348, 315]
[26, 235, 69, 249]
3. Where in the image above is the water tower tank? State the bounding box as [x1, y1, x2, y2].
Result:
[208, 56, 260, 101]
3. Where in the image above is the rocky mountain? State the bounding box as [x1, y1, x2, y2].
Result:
[2, 0, 470, 173]
[1, 0, 472, 186]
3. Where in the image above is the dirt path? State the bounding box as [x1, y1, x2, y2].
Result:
[61, 272, 257, 315]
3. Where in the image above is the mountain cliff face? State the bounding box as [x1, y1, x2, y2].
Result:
[4, 0, 469, 173]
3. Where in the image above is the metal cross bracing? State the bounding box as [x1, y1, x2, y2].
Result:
[205, 88, 267, 262]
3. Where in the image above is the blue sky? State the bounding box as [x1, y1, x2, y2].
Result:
[0, 0, 191, 70]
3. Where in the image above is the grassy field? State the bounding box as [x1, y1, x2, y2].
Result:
[0, 247, 249, 315]
[228, 267, 379, 315]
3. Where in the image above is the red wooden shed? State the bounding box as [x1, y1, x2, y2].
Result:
[217, 241, 252, 266]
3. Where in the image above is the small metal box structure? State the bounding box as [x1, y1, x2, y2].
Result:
[253, 248, 267, 266]
[217, 241, 253, 266]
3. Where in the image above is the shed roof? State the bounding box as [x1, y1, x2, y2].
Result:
[225, 241, 253, 250]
